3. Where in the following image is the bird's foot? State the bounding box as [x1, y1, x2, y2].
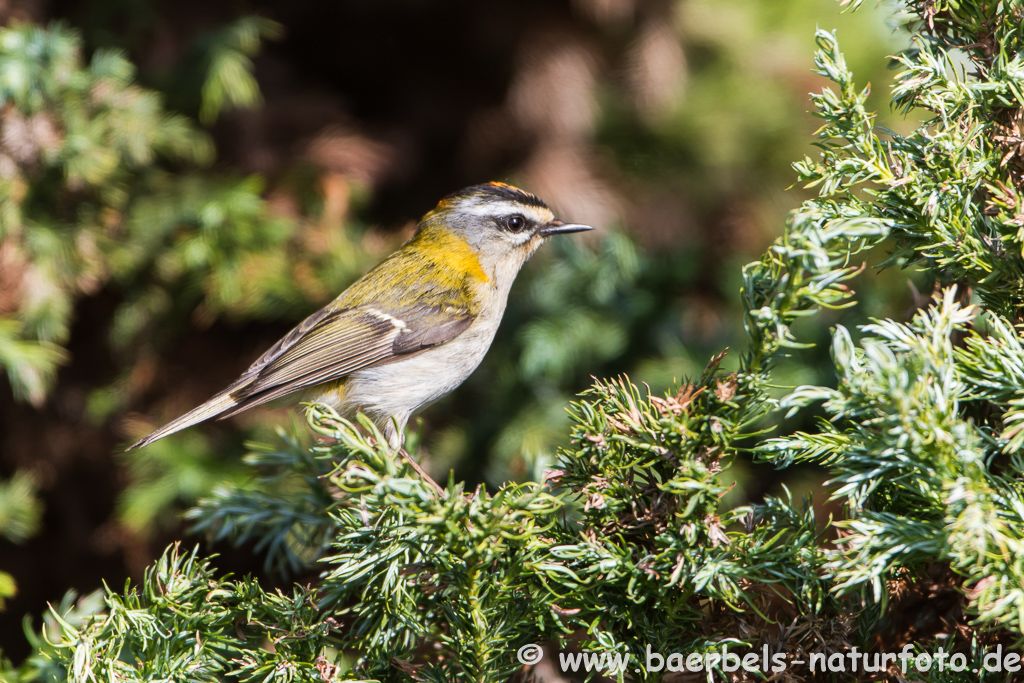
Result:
[397, 448, 445, 497]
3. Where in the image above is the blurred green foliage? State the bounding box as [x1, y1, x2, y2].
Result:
[196, 18, 283, 125]
[0, 22, 206, 403]
[0, 472, 42, 612]
[0, 472, 41, 546]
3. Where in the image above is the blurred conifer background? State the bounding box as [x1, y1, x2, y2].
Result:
[0, 0, 906, 660]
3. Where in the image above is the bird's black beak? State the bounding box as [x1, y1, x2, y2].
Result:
[538, 219, 594, 237]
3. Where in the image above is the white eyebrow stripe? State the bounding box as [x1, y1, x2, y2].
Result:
[365, 307, 409, 331]
[458, 201, 554, 223]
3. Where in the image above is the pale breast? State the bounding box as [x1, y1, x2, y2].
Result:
[315, 251, 524, 446]
[324, 288, 507, 432]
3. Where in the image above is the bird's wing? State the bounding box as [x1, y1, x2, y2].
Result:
[127, 297, 475, 450]
[233, 301, 475, 406]
[240, 239, 483, 390]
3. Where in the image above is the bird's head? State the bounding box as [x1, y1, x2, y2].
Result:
[420, 182, 593, 278]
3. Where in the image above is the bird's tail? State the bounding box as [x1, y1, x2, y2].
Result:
[126, 392, 239, 451]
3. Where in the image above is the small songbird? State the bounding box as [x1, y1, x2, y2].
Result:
[128, 182, 593, 452]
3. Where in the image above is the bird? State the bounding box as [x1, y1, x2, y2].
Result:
[128, 182, 593, 458]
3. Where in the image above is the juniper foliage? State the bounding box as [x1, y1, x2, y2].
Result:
[14, 0, 1024, 681]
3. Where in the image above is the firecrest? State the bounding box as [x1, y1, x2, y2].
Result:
[129, 182, 593, 452]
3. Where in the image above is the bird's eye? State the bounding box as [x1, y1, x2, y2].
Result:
[505, 214, 527, 232]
